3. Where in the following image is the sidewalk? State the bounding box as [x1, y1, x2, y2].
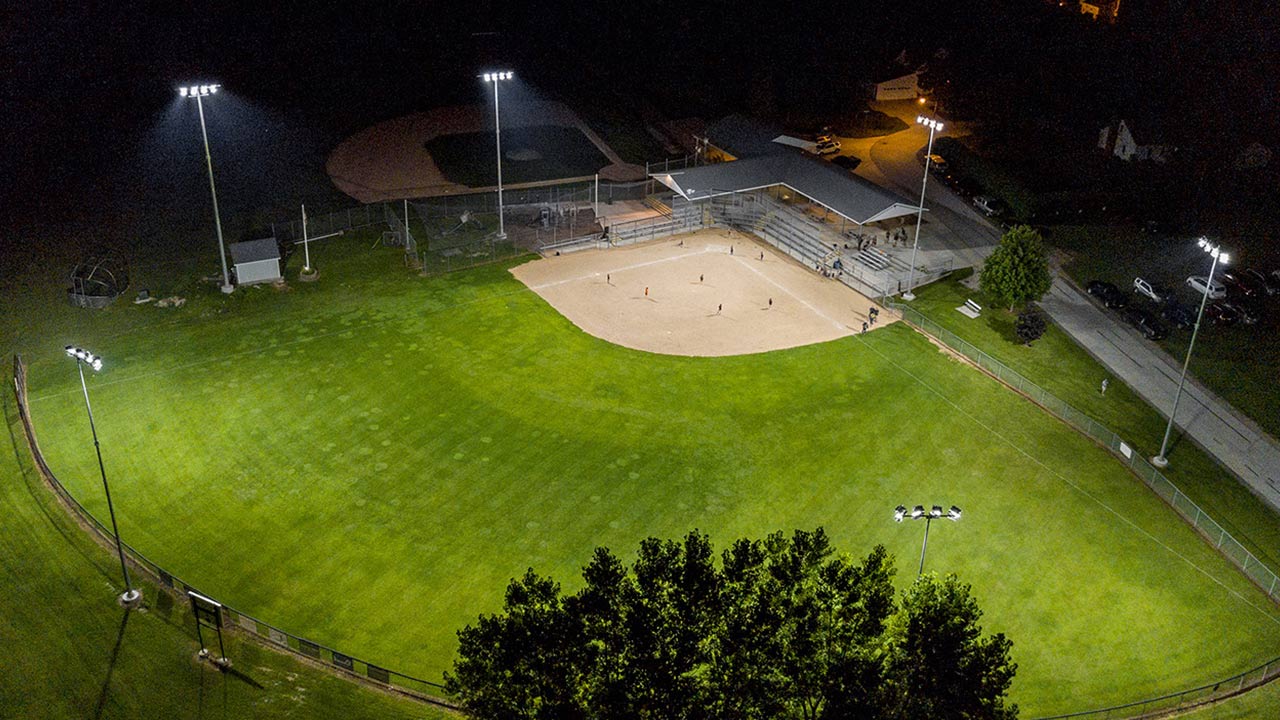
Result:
[1038, 274, 1280, 511]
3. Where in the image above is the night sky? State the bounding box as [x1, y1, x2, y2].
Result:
[2, 1, 1276, 263]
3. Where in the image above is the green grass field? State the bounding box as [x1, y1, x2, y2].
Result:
[424, 126, 609, 186]
[12, 233, 1280, 717]
[0, 388, 446, 718]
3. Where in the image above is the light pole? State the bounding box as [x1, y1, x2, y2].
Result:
[481, 71, 514, 240]
[179, 83, 233, 294]
[894, 504, 962, 576]
[1153, 238, 1229, 468]
[902, 114, 943, 301]
[65, 346, 141, 606]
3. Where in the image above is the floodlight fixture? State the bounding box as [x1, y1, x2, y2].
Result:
[903, 113, 944, 300]
[1154, 237, 1232, 468]
[479, 70, 515, 239]
[65, 345, 139, 606]
[177, 80, 233, 293]
[895, 501, 964, 576]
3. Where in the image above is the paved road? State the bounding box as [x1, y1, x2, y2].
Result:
[844, 101, 1280, 511]
[1040, 276, 1280, 510]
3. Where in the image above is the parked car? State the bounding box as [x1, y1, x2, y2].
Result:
[1161, 301, 1195, 330]
[1186, 275, 1227, 299]
[1086, 280, 1130, 309]
[1121, 307, 1168, 340]
[1221, 301, 1260, 325]
[1219, 272, 1260, 299]
[1242, 268, 1280, 296]
[953, 176, 983, 197]
[814, 139, 841, 156]
[972, 195, 1007, 216]
[926, 154, 948, 173]
[830, 155, 861, 171]
[1204, 303, 1238, 325]
[1133, 277, 1171, 303]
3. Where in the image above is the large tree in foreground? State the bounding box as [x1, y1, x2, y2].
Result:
[446, 530, 1017, 719]
[980, 224, 1053, 311]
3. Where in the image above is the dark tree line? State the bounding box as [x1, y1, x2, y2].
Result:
[446, 529, 1017, 720]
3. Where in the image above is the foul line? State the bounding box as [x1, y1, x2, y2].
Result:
[730, 256, 848, 332]
[853, 331, 1280, 626]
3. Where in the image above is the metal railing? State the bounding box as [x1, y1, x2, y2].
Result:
[10, 355, 455, 708]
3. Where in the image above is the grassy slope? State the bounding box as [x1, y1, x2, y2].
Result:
[905, 273, 1280, 571]
[0, 389, 445, 718]
[12, 234, 1280, 717]
[1176, 680, 1280, 720]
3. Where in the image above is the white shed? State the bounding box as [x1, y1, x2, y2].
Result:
[872, 72, 920, 101]
[229, 238, 282, 286]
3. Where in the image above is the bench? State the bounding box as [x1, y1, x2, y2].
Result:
[957, 298, 982, 318]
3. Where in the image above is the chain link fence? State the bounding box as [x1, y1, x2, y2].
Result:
[889, 305, 1280, 718]
[10, 355, 455, 708]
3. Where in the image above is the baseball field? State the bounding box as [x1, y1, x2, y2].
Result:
[17, 230, 1280, 717]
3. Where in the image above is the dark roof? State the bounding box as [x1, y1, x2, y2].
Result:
[703, 114, 789, 159]
[652, 151, 920, 225]
[229, 238, 280, 264]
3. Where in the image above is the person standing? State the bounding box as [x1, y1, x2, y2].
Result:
[606, 273, 611, 285]
[768, 298, 773, 308]
[645, 286, 649, 297]
[717, 303, 723, 314]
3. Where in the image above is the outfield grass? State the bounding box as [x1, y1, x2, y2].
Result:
[905, 272, 1280, 572]
[424, 126, 608, 186]
[0, 386, 446, 718]
[13, 234, 1280, 717]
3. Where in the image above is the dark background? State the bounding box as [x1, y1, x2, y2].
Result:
[2, 1, 1276, 265]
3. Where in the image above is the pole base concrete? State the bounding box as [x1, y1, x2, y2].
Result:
[119, 588, 143, 607]
[220, 284, 235, 294]
[1151, 455, 1169, 468]
[902, 292, 916, 301]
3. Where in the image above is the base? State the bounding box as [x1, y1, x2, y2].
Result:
[220, 284, 235, 295]
[119, 588, 143, 607]
[299, 268, 320, 283]
[1151, 455, 1169, 468]
[495, 231, 508, 241]
[901, 292, 916, 301]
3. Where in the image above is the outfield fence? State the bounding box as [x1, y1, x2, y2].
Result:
[889, 304, 1280, 717]
[9, 355, 456, 708]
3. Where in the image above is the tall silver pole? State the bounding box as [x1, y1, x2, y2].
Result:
[1153, 252, 1220, 467]
[918, 517, 932, 576]
[196, 95, 232, 293]
[493, 80, 506, 240]
[301, 204, 311, 272]
[77, 361, 140, 605]
[902, 124, 936, 301]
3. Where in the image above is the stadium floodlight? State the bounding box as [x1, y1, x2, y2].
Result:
[479, 70, 515, 240]
[902, 114, 944, 301]
[1153, 238, 1231, 468]
[895, 501, 963, 576]
[65, 346, 140, 607]
[177, 81, 233, 294]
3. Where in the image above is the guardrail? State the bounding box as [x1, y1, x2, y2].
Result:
[10, 355, 456, 708]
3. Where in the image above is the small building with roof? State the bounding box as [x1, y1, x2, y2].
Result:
[229, 238, 283, 286]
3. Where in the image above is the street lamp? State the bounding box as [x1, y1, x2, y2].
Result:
[1152, 238, 1230, 468]
[902, 115, 944, 301]
[178, 83, 233, 294]
[480, 71, 514, 240]
[65, 346, 141, 606]
[894, 503, 962, 576]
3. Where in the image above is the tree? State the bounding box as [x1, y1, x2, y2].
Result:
[881, 574, 1018, 720]
[1015, 305, 1047, 346]
[979, 225, 1052, 311]
[448, 532, 1016, 720]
